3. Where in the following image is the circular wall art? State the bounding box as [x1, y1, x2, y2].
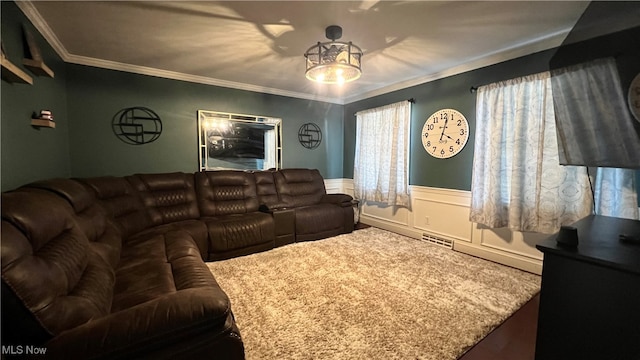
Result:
[298, 122, 322, 149]
[112, 107, 162, 145]
[421, 108, 469, 159]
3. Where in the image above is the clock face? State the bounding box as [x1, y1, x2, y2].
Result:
[421, 109, 469, 159]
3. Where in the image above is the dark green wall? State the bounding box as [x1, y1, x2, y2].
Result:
[1, 1, 69, 191]
[2, 0, 638, 200]
[65, 65, 344, 179]
[1, 1, 344, 190]
[343, 50, 556, 191]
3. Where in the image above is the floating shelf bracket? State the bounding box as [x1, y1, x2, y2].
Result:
[1, 40, 33, 84]
[22, 26, 54, 78]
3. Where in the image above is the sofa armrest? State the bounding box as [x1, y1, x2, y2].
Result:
[321, 193, 354, 207]
[45, 288, 239, 359]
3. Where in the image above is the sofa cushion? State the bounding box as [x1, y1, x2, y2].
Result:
[1, 189, 115, 338]
[206, 213, 274, 252]
[125, 172, 209, 259]
[24, 178, 122, 268]
[44, 288, 240, 359]
[293, 203, 345, 235]
[126, 172, 200, 224]
[112, 230, 218, 312]
[253, 170, 282, 207]
[79, 176, 151, 238]
[195, 170, 275, 259]
[274, 168, 326, 207]
[195, 170, 261, 215]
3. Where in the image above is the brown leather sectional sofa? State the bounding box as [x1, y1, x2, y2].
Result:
[1, 168, 354, 359]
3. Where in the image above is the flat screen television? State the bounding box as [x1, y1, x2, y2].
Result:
[550, 2, 640, 169]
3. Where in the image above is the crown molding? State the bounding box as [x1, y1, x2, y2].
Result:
[17, 0, 570, 107]
[342, 27, 571, 104]
[16, 1, 344, 105]
[63, 53, 344, 104]
[16, 1, 70, 59]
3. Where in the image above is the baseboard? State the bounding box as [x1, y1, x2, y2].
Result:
[359, 215, 422, 240]
[454, 241, 543, 275]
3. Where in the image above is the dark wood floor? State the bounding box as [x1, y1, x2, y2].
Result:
[355, 222, 540, 360]
[459, 293, 540, 360]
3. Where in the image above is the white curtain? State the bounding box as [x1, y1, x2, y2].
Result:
[354, 100, 411, 207]
[593, 167, 639, 219]
[470, 72, 638, 234]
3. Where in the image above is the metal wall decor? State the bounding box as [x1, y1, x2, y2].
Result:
[298, 123, 322, 149]
[112, 107, 162, 145]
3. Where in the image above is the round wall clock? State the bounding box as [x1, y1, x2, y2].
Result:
[628, 72, 640, 122]
[421, 108, 469, 159]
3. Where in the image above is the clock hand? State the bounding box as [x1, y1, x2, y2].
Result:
[439, 118, 449, 141]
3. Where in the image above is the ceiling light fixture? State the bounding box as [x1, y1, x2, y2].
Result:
[304, 25, 363, 85]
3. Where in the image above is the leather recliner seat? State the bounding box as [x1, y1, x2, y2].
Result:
[1, 168, 353, 359]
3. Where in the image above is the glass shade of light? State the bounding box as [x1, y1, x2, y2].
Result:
[305, 41, 362, 84]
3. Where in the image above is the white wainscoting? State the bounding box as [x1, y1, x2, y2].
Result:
[323, 178, 346, 195]
[325, 178, 544, 274]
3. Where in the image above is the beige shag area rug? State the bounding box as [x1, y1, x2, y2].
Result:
[207, 227, 540, 360]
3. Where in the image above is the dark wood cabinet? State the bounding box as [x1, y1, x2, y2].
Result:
[535, 215, 640, 360]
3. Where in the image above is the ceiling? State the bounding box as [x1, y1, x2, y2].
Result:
[18, 1, 591, 104]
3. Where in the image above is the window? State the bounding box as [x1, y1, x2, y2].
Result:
[353, 100, 411, 207]
[470, 71, 638, 234]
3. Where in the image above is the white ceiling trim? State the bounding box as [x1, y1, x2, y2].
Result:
[343, 27, 571, 104]
[17, 1, 70, 59]
[17, 1, 573, 106]
[64, 53, 344, 104]
[17, 1, 344, 104]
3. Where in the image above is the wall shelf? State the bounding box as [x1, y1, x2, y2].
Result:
[20, 26, 54, 78]
[23, 58, 54, 78]
[31, 118, 55, 128]
[1, 57, 33, 84]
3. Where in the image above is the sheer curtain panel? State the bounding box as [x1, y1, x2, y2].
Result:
[593, 167, 639, 220]
[470, 73, 592, 234]
[354, 100, 411, 207]
[470, 72, 638, 234]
